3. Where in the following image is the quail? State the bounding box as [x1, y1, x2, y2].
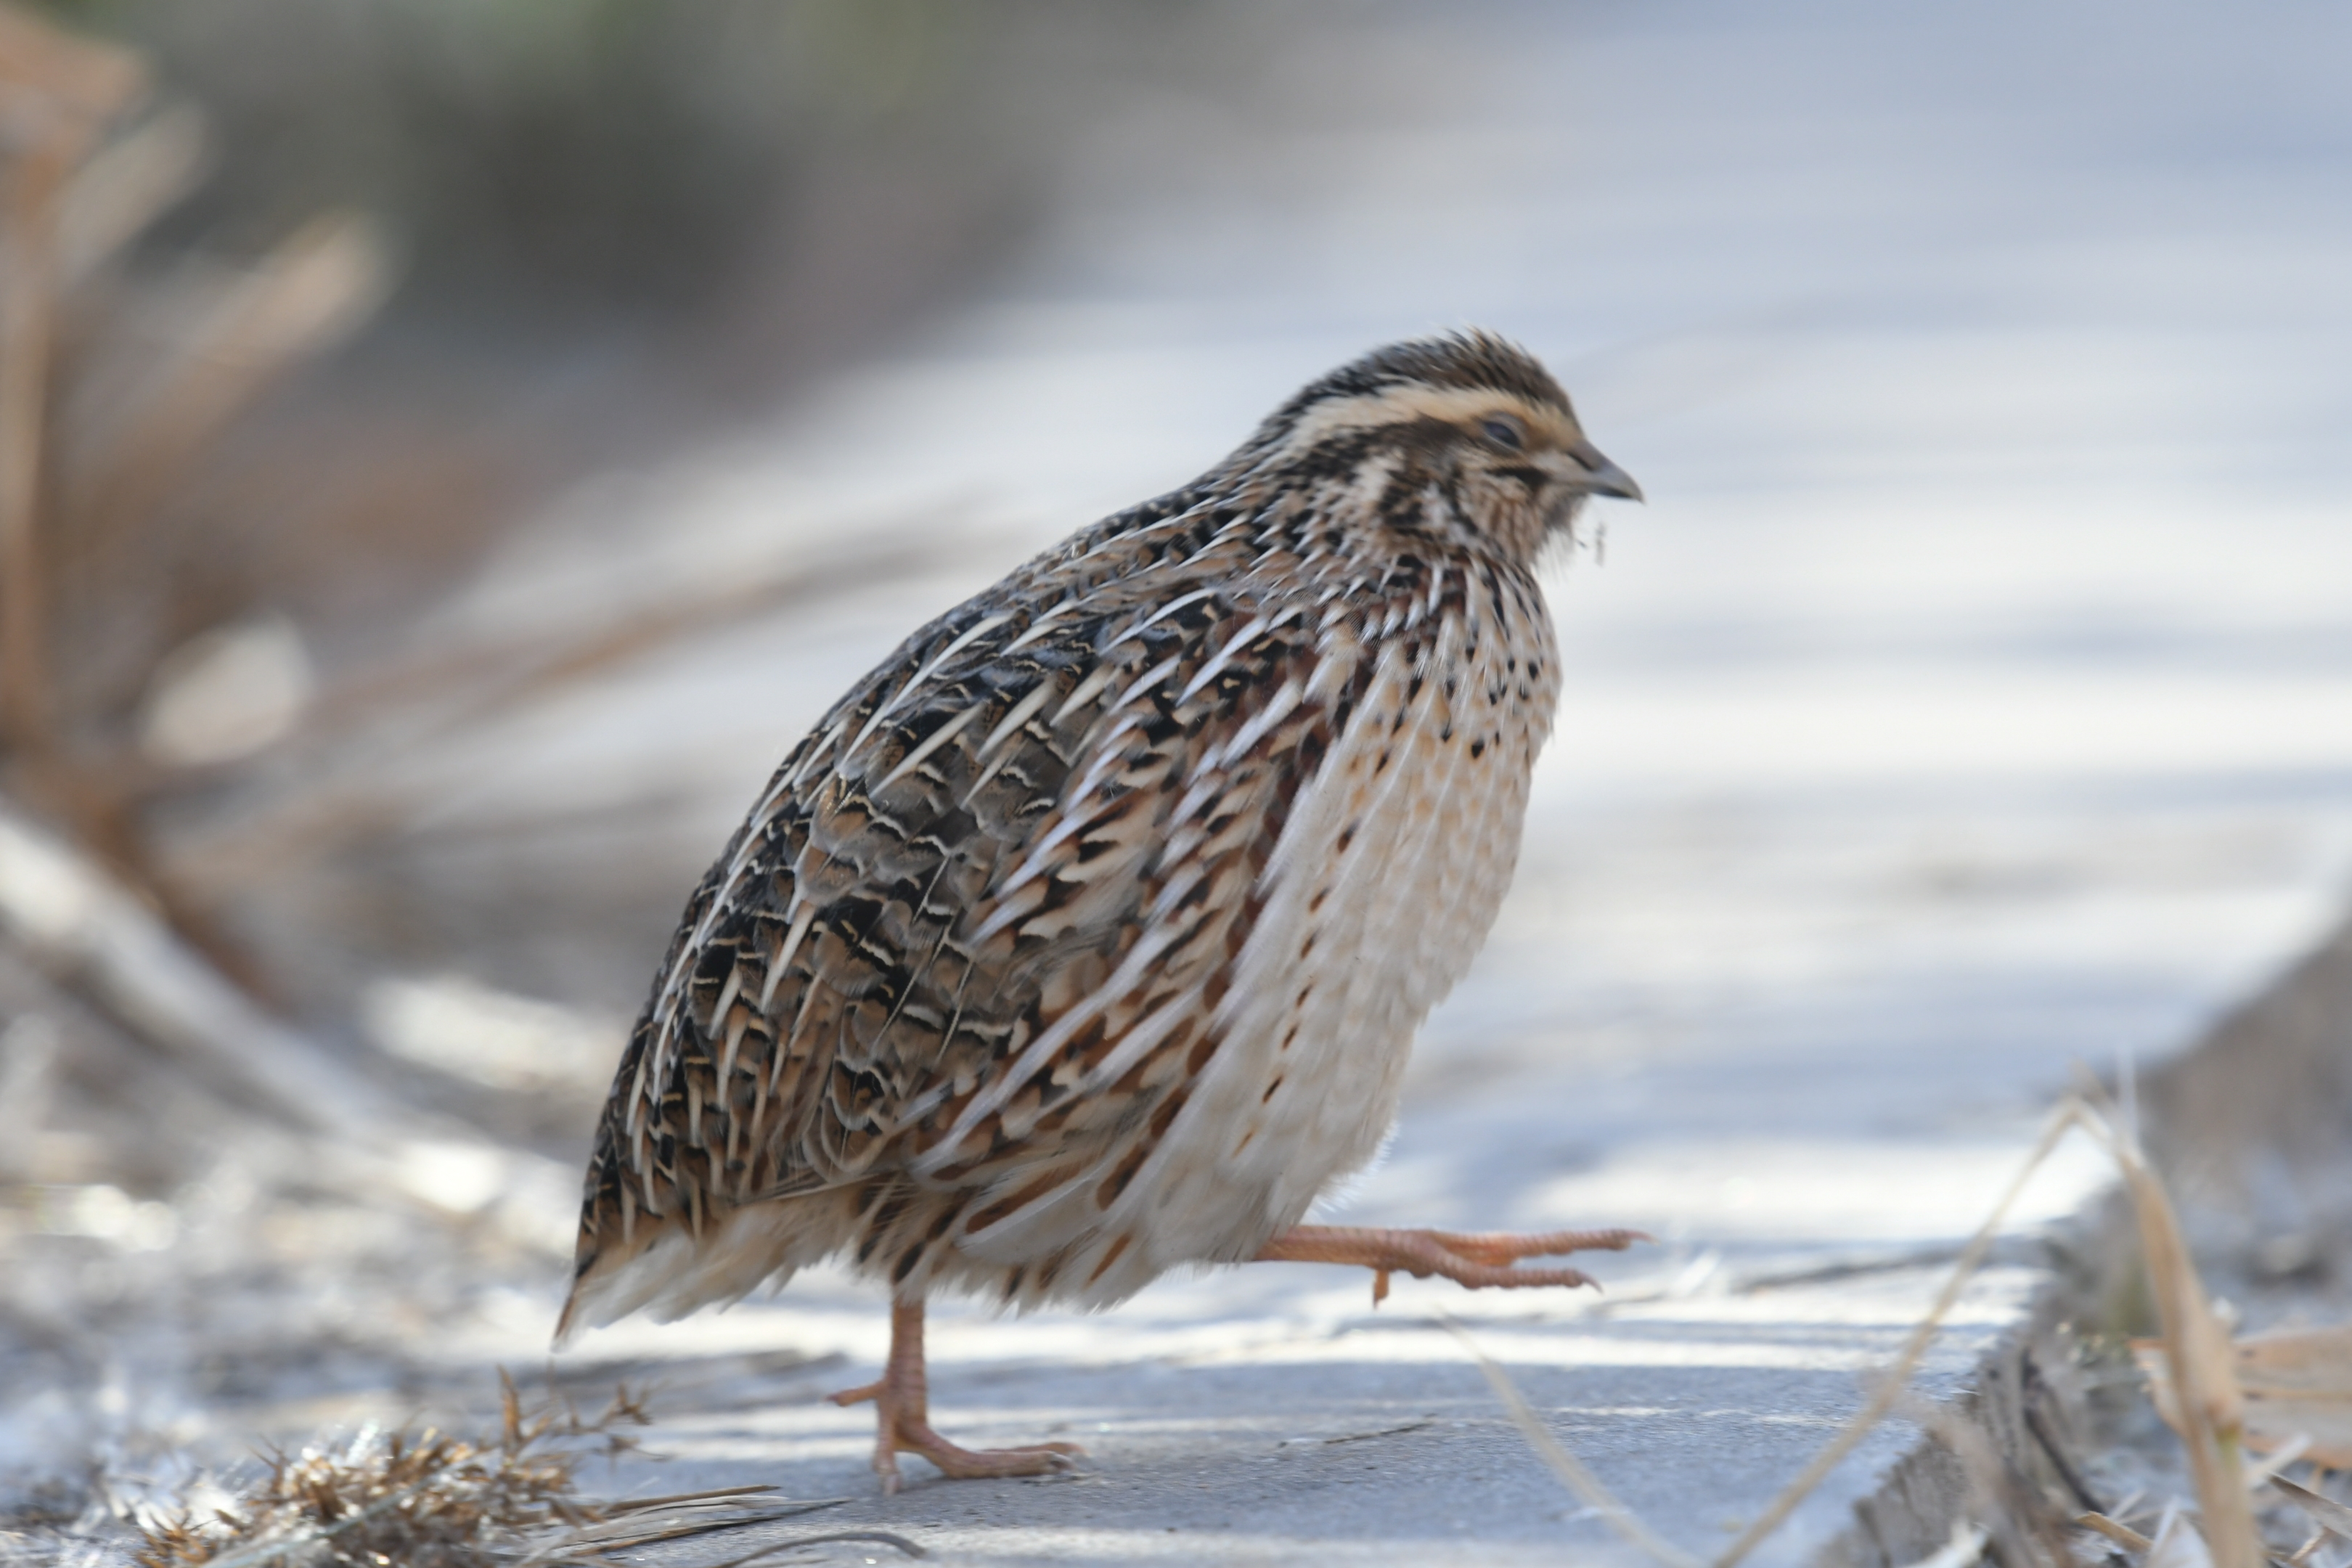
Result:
[558, 331, 1646, 1491]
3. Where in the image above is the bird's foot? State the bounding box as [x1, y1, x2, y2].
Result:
[828, 1379, 1081, 1492]
[830, 1300, 1083, 1493]
[1254, 1223, 1649, 1305]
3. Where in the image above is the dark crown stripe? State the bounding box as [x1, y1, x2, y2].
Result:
[1249, 329, 1570, 451]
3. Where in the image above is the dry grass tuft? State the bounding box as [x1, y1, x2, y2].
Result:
[125, 1373, 907, 1568]
[131, 1375, 642, 1568]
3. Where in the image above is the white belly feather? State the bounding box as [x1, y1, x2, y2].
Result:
[1071, 572, 1560, 1295]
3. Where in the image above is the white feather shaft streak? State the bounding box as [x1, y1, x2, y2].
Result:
[718, 1007, 751, 1093]
[1074, 981, 1207, 1098]
[976, 679, 1056, 760]
[997, 598, 1071, 653]
[875, 701, 986, 789]
[964, 669, 1081, 804]
[1177, 613, 1273, 704]
[980, 803, 1101, 924]
[1200, 677, 1304, 777]
[1130, 585, 1220, 635]
[783, 717, 849, 791]
[849, 610, 1013, 755]
[1110, 653, 1184, 716]
[916, 918, 1188, 1170]
[1052, 663, 1114, 724]
[711, 965, 744, 1030]
[761, 901, 817, 1010]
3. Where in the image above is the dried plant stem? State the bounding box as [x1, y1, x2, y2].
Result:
[281, 511, 969, 753]
[2069, 1093, 2261, 1568]
[2269, 1475, 2352, 1542]
[75, 214, 385, 566]
[702, 1530, 927, 1564]
[0, 6, 142, 761]
[0, 126, 66, 756]
[2076, 1511, 2156, 1552]
[1712, 1100, 2088, 1568]
[1444, 1314, 1704, 1568]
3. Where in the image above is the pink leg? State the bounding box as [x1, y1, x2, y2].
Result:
[828, 1298, 1084, 1493]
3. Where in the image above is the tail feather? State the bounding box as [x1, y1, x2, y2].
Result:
[550, 1193, 856, 1349]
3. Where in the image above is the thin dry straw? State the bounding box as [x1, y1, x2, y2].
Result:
[1712, 1099, 2088, 1568]
[523, 1497, 849, 1559]
[2269, 1474, 2352, 1542]
[1442, 1312, 1704, 1568]
[1450, 1096, 2091, 1568]
[2067, 1076, 2260, 1568]
[702, 1531, 927, 1564]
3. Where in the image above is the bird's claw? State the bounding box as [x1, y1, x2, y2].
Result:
[872, 1422, 1082, 1494]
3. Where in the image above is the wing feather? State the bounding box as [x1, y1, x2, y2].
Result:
[565, 502, 1371, 1312]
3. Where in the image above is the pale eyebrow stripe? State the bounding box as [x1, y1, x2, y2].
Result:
[1275, 385, 1569, 460]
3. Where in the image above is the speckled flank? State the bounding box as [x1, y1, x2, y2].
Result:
[558, 330, 1619, 1338]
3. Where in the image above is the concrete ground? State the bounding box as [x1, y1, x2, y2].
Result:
[518, 1262, 2039, 1566]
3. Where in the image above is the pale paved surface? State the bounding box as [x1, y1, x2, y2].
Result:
[541, 1270, 2027, 1567]
[404, 3, 2352, 1561]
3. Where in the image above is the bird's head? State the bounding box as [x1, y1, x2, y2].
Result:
[1241, 330, 1640, 568]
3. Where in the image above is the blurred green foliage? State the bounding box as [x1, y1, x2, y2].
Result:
[31, 0, 1217, 335]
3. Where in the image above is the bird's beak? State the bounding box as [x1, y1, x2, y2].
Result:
[1567, 443, 1643, 502]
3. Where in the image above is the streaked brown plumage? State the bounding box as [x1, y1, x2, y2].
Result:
[558, 331, 1643, 1488]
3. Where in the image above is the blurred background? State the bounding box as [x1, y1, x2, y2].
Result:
[3, 0, 2351, 1543]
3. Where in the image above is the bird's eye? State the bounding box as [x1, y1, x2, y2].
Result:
[1479, 415, 1525, 451]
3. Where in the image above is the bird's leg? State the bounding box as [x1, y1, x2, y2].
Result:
[1254, 1225, 1649, 1305]
[827, 1297, 1083, 1493]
